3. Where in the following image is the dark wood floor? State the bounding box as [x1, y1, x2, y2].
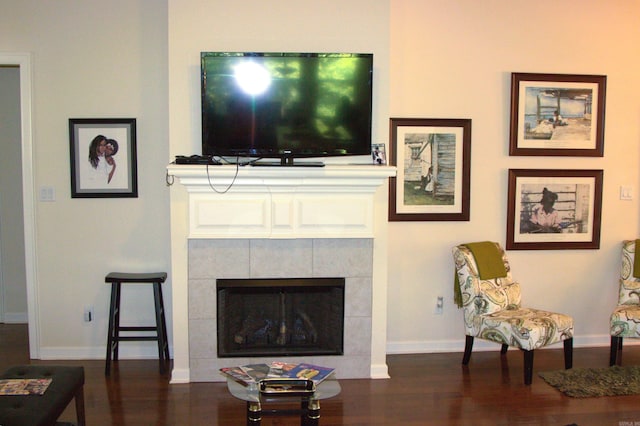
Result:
[2, 323, 640, 425]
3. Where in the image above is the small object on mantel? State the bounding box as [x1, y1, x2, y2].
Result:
[174, 155, 219, 165]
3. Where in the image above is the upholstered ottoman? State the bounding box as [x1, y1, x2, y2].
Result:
[0, 365, 85, 426]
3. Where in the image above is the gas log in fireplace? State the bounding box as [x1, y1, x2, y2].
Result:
[217, 278, 345, 358]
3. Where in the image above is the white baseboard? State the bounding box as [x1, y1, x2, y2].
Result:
[370, 362, 390, 379]
[2, 312, 28, 323]
[169, 368, 190, 384]
[38, 343, 172, 360]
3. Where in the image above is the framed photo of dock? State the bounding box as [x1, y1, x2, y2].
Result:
[509, 73, 606, 157]
[388, 118, 471, 221]
[506, 169, 603, 250]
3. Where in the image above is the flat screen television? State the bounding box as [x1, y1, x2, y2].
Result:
[201, 52, 373, 165]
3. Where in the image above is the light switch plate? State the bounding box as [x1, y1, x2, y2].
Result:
[39, 186, 55, 201]
[620, 186, 633, 201]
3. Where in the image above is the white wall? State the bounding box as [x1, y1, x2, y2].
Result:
[387, 0, 640, 353]
[0, 0, 171, 358]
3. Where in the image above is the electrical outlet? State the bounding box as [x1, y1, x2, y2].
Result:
[83, 306, 93, 322]
[435, 296, 444, 315]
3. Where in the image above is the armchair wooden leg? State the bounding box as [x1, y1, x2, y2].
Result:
[523, 350, 534, 385]
[610, 336, 623, 366]
[462, 335, 474, 365]
[563, 338, 573, 369]
[500, 344, 509, 354]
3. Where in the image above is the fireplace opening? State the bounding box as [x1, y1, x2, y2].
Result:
[217, 278, 345, 358]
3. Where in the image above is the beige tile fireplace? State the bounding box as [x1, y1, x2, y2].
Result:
[167, 164, 395, 383]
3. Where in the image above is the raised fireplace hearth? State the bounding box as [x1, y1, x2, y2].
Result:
[217, 278, 345, 357]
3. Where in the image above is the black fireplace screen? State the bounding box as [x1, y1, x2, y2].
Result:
[217, 278, 345, 357]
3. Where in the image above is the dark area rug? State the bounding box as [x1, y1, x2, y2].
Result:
[539, 365, 640, 397]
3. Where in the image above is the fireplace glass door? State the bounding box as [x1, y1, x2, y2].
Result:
[217, 278, 345, 357]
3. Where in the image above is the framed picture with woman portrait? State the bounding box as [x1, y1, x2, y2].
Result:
[69, 118, 137, 198]
[506, 169, 603, 250]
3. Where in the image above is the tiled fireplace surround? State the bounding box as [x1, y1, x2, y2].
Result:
[168, 164, 395, 383]
[188, 238, 373, 381]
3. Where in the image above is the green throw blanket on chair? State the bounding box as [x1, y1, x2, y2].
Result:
[634, 239, 640, 278]
[454, 241, 507, 308]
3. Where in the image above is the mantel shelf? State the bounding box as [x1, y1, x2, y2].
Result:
[167, 163, 396, 239]
[167, 163, 396, 191]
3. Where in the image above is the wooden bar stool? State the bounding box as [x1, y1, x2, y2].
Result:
[105, 272, 169, 376]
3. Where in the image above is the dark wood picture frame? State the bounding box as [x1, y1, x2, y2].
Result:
[506, 169, 603, 250]
[388, 118, 471, 221]
[509, 73, 606, 157]
[69, 118, 138, 198]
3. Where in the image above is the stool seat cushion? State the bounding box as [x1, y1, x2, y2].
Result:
[0, 365, 84, 426]
[105, 272, 167, 283]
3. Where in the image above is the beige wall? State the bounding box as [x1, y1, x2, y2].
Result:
[1, 0, 639, 361]
[0, 0, 170, 358]
[387, 0, 640, 352]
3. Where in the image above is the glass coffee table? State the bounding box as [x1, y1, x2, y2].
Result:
[226, 377, 341, 426]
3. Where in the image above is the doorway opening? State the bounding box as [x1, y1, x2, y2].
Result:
[0, 53, 38, 358]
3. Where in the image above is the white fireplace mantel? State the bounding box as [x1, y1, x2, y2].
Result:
[167, 162, 396, 384]
[167, 164, 396, 239]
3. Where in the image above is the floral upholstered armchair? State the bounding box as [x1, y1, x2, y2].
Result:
[610, 239, 640, 366]
[452, 241, 574, 385]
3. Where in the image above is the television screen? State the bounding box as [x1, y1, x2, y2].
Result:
[201, 52, 373, 161]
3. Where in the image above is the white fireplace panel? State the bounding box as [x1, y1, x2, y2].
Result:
[297, 194, 372, 235]
[190, 192, 374, 238]
[190, 194, 270, 237]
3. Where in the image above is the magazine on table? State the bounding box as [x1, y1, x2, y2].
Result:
[218, 367, 254, 386]
[240, 363, 270, 382]
[219, 362, 335, 387]
[284, 363, 335, 384]
[267, 361, 298, 378]
[0, 378, 52, 395]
